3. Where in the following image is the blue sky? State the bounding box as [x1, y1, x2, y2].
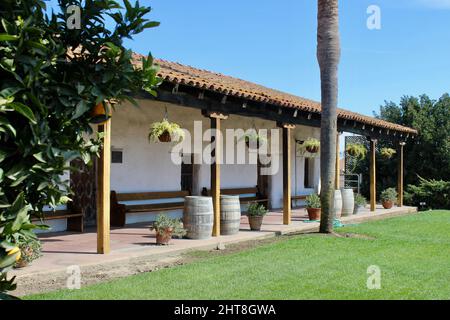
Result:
[124, 0, 450, 117]
[48, 0, 450, 117]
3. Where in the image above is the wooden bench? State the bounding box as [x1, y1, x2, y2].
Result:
[110, 190, 190, 227]
[32, 209, 84, 232]
[201, 186, 268, 208]
[291, 195, 308, 209]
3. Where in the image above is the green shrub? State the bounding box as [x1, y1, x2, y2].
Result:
[354, 194, 367, 207]
[150, 214, 186, 237]
[405, 177, 450, 210]
[380, 188, 398, 202]
[247, 203, 268, 216]
[305, 193, 321, 209]
[0, 0, 161, 296]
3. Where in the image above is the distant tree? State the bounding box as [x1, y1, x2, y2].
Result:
[0, 0, 160, 297]
[317, 0, 341, 233]
[354, 94, 450, 199]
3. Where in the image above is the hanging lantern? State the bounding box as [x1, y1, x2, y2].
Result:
[89, 102, 111, 124]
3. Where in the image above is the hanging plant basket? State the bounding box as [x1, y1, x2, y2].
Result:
[242, 131, 268, 150]
[380, 147, 396, 159]
[346, 143, 367, 159]
[148, 119, 185, 143]
[304, 138, 320, 154]
[158, 131, 172, 143]
[306, 145, 319, 153]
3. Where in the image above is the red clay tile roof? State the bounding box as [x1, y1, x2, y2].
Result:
[132, 54, 417, 135]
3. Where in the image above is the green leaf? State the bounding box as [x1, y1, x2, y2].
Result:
[72, 100, 90, 120]
[0, 34, 19, 41]
[0, 253, 17, 269]
[9, 102, 37, 123]
[142, 21, 160, 29]
[0, 87, 22, 98]
[11, 205, 31, 232]
[33, 152, 46, 163]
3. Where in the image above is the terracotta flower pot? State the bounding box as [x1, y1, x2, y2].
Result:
[307, 208, 321, 221]
[89, 102, 111, 124]
[14, 259, 29, 268]
[382, 200, 394, 209]
[158, 131, 172, 143]
[156, 228, 173, 245]
[248, 215, 264, 231]
[306, 146, 319, 153]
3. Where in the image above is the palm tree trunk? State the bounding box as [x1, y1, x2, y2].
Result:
[317, 0, 341, 233]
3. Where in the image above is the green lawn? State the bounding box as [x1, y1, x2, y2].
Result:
[27, 210, 450, 300]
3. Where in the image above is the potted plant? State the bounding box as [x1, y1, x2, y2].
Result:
[150, 214, 186, 245]
[346, 143, 367, 159]
[242, 131, 267, 150]
[14, 239, 42, 268]
[246, 202, 268, 231]
[353, 194, 367, 214]
[148, 119, 185, 143]
[89, 102, 112, 124]
[380, 188, 398, 209]
[305, 193, 321, 220]
[304, 138, 320, 153]
[380, 147, 396, 159]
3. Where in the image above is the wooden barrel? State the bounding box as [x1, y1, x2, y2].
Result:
[220, 195, 241, 235]
[341, 189, 355, 217]
[183, 196, 213, 240]
[334, 190, 343, 219]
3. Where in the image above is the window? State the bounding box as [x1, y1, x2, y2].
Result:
[181, 154, 194, 193]
[111, 149, 123, 164]
[304, 158, 314, 188]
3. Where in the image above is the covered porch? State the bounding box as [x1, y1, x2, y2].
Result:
[36, 57, 418, 255]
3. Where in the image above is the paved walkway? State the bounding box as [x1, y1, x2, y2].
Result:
[11, 205, 417, 295]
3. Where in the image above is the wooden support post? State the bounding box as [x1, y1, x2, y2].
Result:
[208, 112, 228, 236]
[281, 124, 294, 225]
[335, 133, 341, 189]
[97, 120, 111, 254]
[369, 139, 377, 212]
[397, 142, 405, 207]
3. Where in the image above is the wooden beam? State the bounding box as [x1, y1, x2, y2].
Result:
[397, 142, 405, 207]
[369, 139, 377, 212]
[97, 120, 111, 254]
[203, 110, 229, 120]
[144, 86, 417, 141]
[335, 133, 341, 189]
[282, 126, 291, 225]
[210, 117, 221, 236]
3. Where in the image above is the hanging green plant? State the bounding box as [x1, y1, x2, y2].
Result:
[346, 143, 367, 159]
[241, 131, 268, 150]
[304, 138, 320, 153]
[380, 147, 396, 159]
[148, 119, 185, 143]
